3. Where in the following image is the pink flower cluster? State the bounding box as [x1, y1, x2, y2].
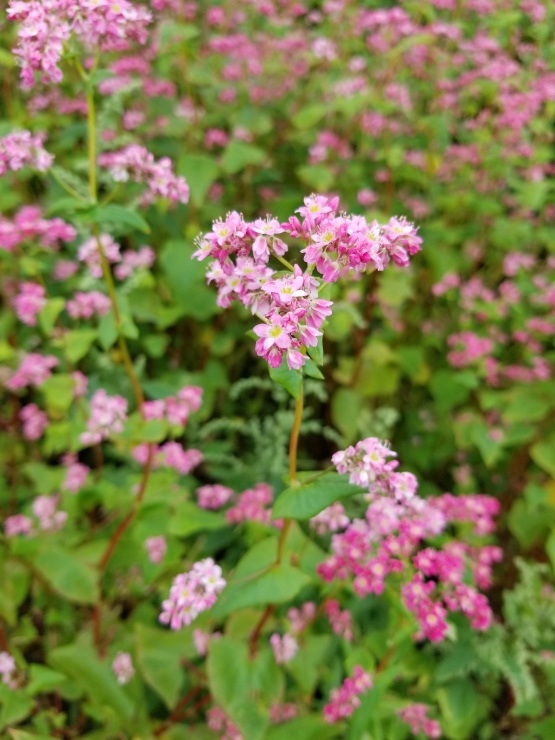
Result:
[332, 437, 417, 500]
[289, 195, 422, 281]
[194, 196, 421, 371]
[61, 454, 89, 493]
[114, 246, 155, 280]
[403, 542, 500, 641]
[98, 145, 189, 205]
[4, 514, 33, 537]
[80, 389, 128, 446]
[269, 633, 298, 664]
[320, 439, 501, 642]
[5, 353, 58, 391]
[207, 707, 243, 740]
[397, 704, 441, 739]
[145, 535, 167, 564]
[67, 291, 111, 320]
[112, 652, 134, 685]
[287, 601, 316, 634]
[0, 131, 53, 174]
[32, 494, 67, 532]
[310, 502, 350, 535]
[252, 266, 333, 370]
[160, 558, 226, 629]
[20, 403, 48, 440]
[133, 442, 203, 476]
[0, 206, 75, 253]
[322, 665, 373, 723]
[78, 234, 121, 278]
[225, 483, 275, 525]
[13, 282, 46, 325]
[142, 385, 202, 427]
[7, 0, 152, 88]
[324, 599, 353, 641]
[0, 653, 16, 688]
[196, 484, 234, 510]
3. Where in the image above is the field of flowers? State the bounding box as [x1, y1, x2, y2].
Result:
[1, 0, 554, 738]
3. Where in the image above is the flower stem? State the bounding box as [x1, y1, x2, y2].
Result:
[85, 83, 97, 202]
[277, 383, 304, 563]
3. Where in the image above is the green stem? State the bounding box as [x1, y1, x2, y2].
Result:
[271, 250, 295, 272]
[87, 86, 97, 202]
[288, 385, 304, 484]
[277, 384, 304, 563]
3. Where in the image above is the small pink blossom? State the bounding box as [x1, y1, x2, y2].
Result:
[196, 484, 234, 510]
[112, 652, 134, 685]
[145, 536, 167, 564]
[269, 633, 298, 664]
[19, 403, 48, 440]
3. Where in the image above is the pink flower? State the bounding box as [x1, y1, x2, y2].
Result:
[67, 291, 111, 320]
[6, 353, 58, 391]
[269, 633, 298, 664]
[19, 403, 48, 440]
[32, 494, 67, 532]
[80, 389, 128, 446]
[226, 483, 274, 525]
[13, 282, 46, 325]
[99, 145, 189, 205]
[196, 484, 234, 510]
[145, 535, 167, 564]
[0, 130, 53, 173]
[398, 704, 441, 738]
[4, 514, 33, 537]
[0, 652, 16, 688]
[112, 652, 134, 685]
[310, 503, 350, 535]
[61, 455, 89, 493]
[160, 558, 226, 629]
[323, 666, 373, 723]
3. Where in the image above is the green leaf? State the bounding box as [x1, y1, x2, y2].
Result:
[97, 311, 118, 350]
[531, 434, 555, 477]
[221, 142, 266, 174]
[135, 624, 190, 708]
[0, 561, 30, 626]
[303, 357, 324, 380]
[437, 679, 488, 740]
[292, 104, 327, 129]
[64, 329, 98, 363]
[307, 335, 324, 366]
[31, 546, 98, 604]
[160, 239, 219, 320]
[178, 153, 220, 207]
[40, 374, 75, 415]
[269, 358, 302, 399]
[26, 665, 69, 696]
[48, 644, 133, 721]
[546, 530, 555, 573]
[168, 501, 226, 537]
[92, 204, 150, 234]
[296, 165, 334, 191]
[212, 553, 310, 618]
[273, 472, 362, 520]
[266, 715, 341, 740]
[287, 635, 332, 694]
[207, 638, 269, 740]
[38, 298, 65, 336]
[0, 685, 34, 733]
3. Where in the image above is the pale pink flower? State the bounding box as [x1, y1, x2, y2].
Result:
[112, 652, 134, 685]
